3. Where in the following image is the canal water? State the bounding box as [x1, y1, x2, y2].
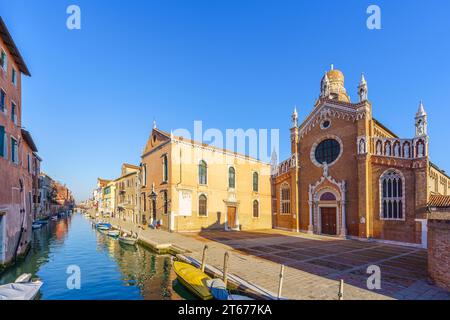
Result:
[0, 213, 194, 300]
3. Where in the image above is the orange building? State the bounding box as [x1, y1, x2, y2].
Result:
[0, 17, 38, 267]
[272, 66, 449, 247]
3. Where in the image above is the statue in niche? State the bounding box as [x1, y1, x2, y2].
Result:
[394, 144, 400, 157]
[385, 144, 391, 156]
[359, 139, 366, 154]
[418, 142, 424, 157]
[376, 142, 382, 155]
[404, 144, 410, 158]
[322, 162, 329, 177]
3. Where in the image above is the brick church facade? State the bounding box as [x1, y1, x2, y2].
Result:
[271, 66, 450, 246]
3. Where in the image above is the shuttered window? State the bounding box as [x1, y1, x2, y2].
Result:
[11, 137, 18, 164]
[0, 126, 5, 158]
[0, 89, 5, 112]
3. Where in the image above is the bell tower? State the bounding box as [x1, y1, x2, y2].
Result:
[358, 74, 368, 102]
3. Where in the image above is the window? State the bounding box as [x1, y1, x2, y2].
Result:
[380, 170, 404, 220]
[0, 50, 6, 71]
[27, 154, 31, 173]
[253, 172, 259, 192]
[0, 89, 5, 112]
[253, 200, 259, 218]
[162, 190, 168, 215]
[228, 167, 236, 189]
[315, 139, 341, 165]
[11, 102, 16, 125]
[12, 68, 17, 86]
[199, 160, 207, 185]
[281, 184, 291, 214]
[162, 154, 168, 182]
[142, 164, 147, 186]
[0, 125, 5, 158]
[199, 194, 207, 216]
[11, 137, 18, 164]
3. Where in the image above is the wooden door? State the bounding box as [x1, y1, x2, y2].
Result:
[227, 207, 237, 229]
[321, 207, 337, 235]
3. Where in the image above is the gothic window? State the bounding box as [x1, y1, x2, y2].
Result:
[228, 167, 236, 189]
[253, 200, 259, 218]
[253, 172, 259, 192]
[198, 194, 207, 217]
[281, 184, 291, 215]
[315, 139, 340, 165]
[199, 160, 207, 185]
[380, 170, 404, 220]
[162, 154, 168, 182]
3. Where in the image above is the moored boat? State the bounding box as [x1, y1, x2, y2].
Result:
[0, 274, 43, 300]
[173, 261, 213, 300]
[118, 234, 137, 246]
[107, 230, 120, 238]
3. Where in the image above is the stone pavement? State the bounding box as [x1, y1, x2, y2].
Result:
[107, 218, 450, 300]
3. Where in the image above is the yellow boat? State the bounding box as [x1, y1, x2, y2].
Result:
[173, 261, 213, 300]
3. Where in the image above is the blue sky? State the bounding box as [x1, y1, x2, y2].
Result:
[1, 0, 449, 201]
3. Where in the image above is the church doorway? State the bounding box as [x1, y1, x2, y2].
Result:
[227, 206, 237, 230]
[320, 207, 337, 235]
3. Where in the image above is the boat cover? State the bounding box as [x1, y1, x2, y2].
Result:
[0, 281, 43, 300]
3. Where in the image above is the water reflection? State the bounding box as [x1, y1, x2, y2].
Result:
[0, 214, 194, 300]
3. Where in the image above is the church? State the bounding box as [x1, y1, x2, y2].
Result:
[271, 66, 450, 247]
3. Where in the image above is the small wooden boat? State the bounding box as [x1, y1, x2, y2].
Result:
[173, 261, 213, 300]
[108, 230, 120, 238]
[118, 234, 137, 246]
[0, 274, 43, 300]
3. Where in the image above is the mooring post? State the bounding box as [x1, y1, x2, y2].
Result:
[201, 245, 208, 272]
[223, 251, 230, 287]
[338, 279, 344, 300]
[277, 265, 285, 300]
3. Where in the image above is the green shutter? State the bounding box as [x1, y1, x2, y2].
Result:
[0, 126, 4, 157]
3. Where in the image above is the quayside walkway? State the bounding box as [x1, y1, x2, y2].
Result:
[105, 217, 450, 300]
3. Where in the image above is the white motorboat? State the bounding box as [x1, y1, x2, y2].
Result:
[0, 274, 43, 300]
[118, 233, 138, 246]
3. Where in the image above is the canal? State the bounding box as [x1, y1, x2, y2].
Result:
[0, 213, 194, 300]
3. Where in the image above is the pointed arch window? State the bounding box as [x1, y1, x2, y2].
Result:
[199, 160, 207, 185]
[228, 167, 236, 189]
[199, 194, 207, 217]
[253, 200, 259, 218]
[380, 170, 404, 220]
[281, 184, 291, 215]
[253, 172, 259, 192]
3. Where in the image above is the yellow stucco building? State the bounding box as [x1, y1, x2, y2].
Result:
[140, 126, 272, 232]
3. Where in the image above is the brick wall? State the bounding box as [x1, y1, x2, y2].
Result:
[428, 216, 450, 291]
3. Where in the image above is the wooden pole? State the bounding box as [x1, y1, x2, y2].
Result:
[201, 245, 208, 272]
[223, 251, 230, 287]
[338, 279, 344, 300]
[277, 265, 285, 300]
